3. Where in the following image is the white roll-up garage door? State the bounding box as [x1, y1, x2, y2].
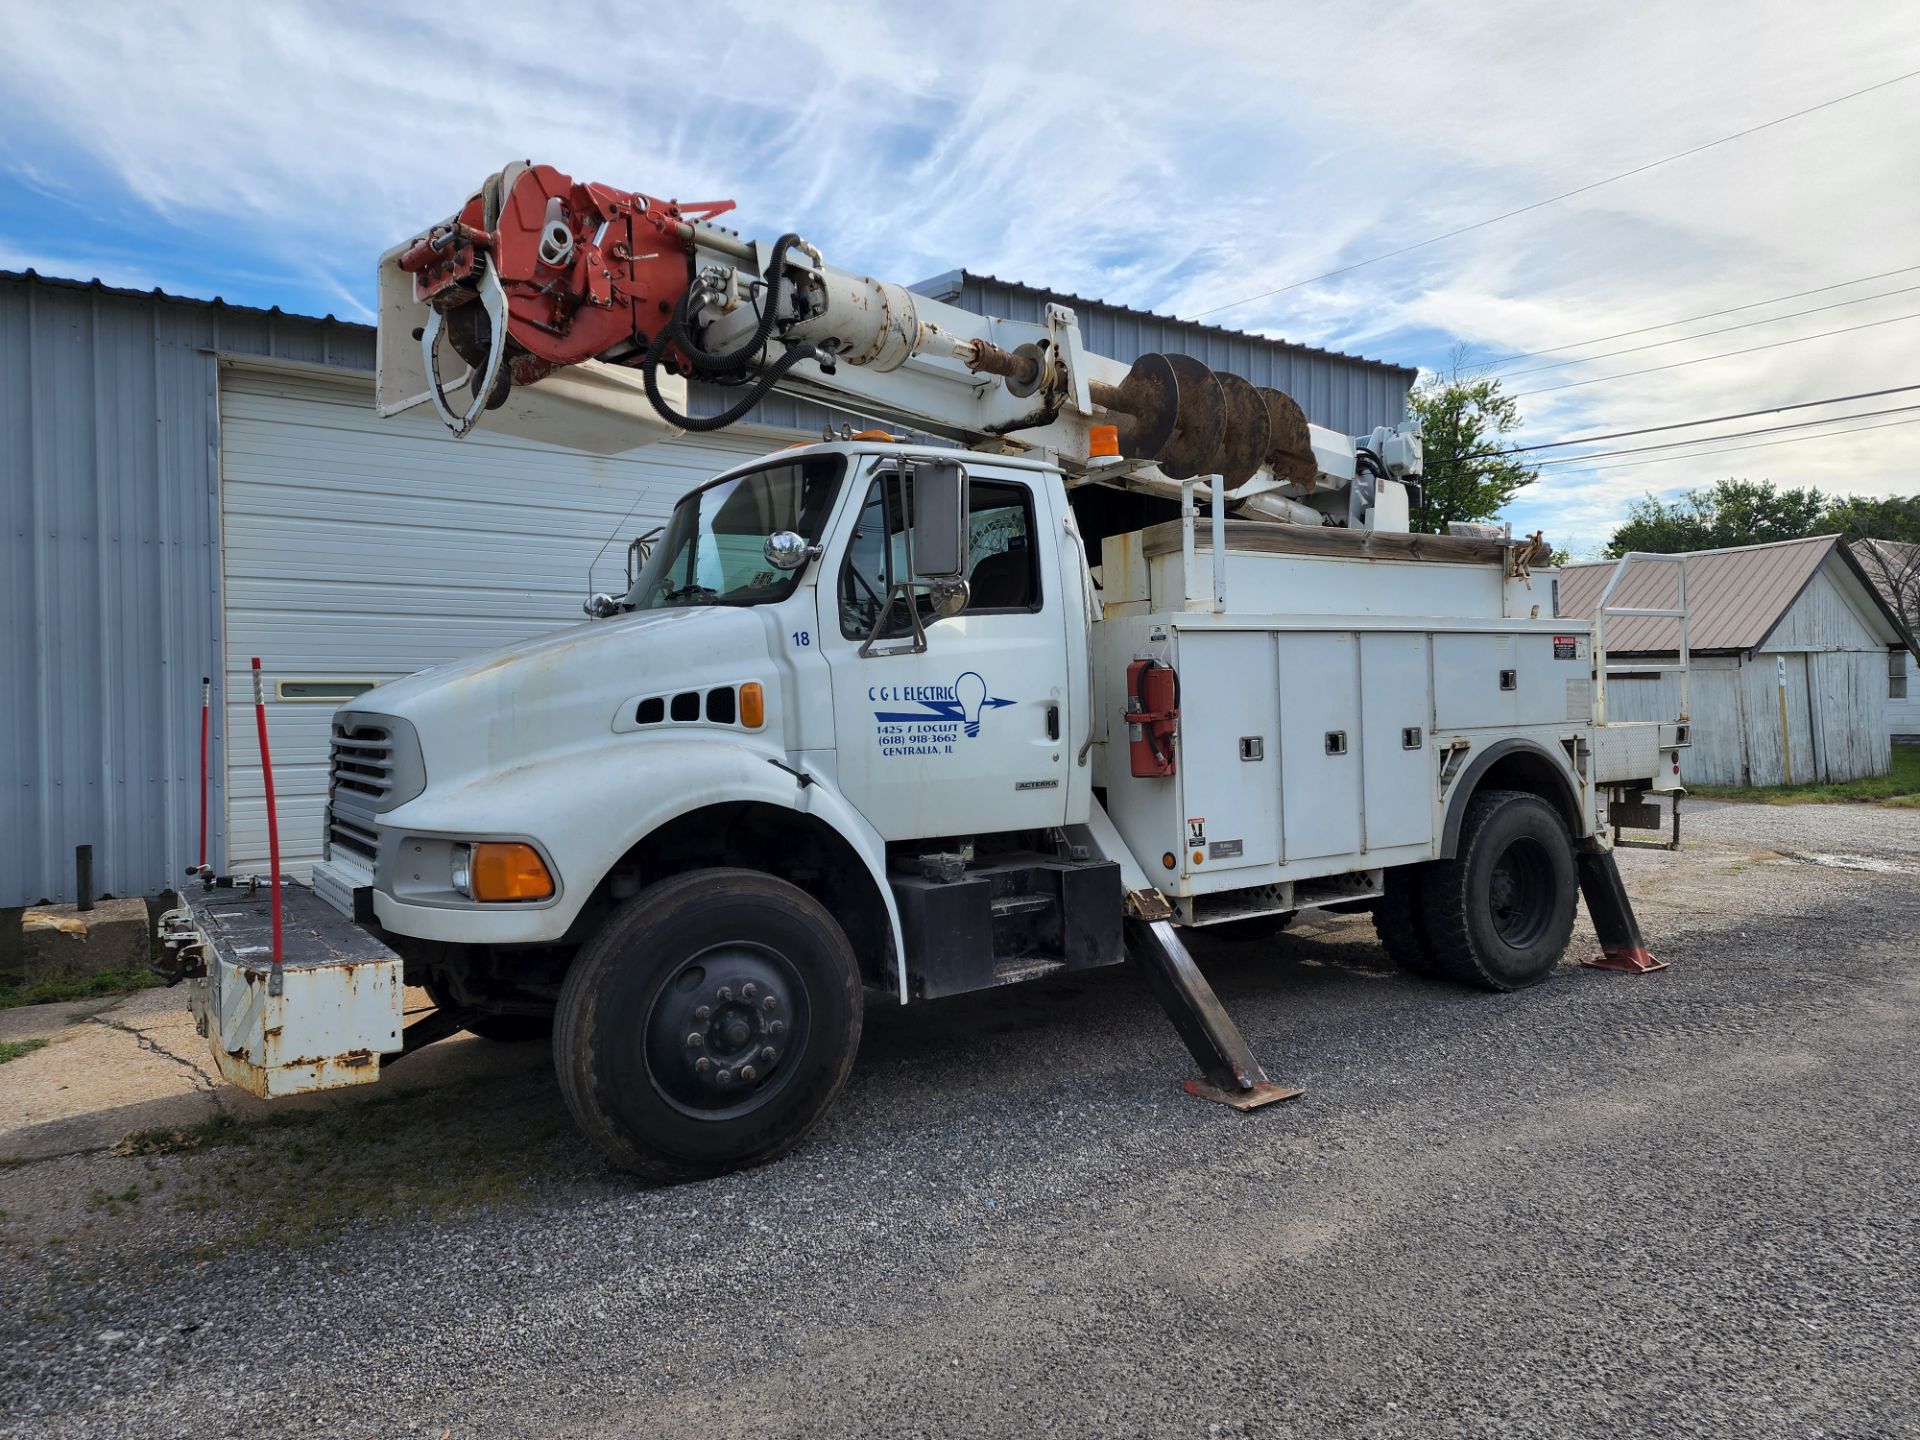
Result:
[219, 363, 793, 877]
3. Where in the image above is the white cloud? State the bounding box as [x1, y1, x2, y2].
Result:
[2, 0, 1918, 548]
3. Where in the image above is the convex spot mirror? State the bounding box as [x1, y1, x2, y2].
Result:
[909, 459, 969, 580]
[928, 579, 970, 618]
[763, 530, 814, 571]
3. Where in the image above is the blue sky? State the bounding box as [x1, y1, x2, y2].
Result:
[3, 0, 1918, 553]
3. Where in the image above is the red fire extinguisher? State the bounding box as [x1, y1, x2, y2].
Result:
[1126, 658, 1180, 778]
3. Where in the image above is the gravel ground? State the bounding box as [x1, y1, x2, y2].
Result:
[3, 799, 1917, 1438]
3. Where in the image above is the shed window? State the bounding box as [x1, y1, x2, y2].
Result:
[1893, 649, 1909, 701]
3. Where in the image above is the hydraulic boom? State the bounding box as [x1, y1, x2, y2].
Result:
[377, 161, 1424, 529]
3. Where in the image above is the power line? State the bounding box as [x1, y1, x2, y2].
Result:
[1501, 383, 1920, 454]
[1509, 310, 1920, 398]
[1479, 263, 1920, 369]
[1182, 67, 1920, 322]
[1497, 282, 1920, 379]
[1541, 412, 1920, 478]
[1530, 403, 1920, 467]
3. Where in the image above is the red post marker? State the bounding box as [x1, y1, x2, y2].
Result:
[251, 659, 283, 974]
[197, 676, 210, 873]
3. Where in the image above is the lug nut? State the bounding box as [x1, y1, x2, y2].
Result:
[715, 1069, 732, 1085]
[742, 982, 758, 1001]
[694, 1005, 712, 1021]
[768, 1020, 786, 1037]
[761, 995, 778, 1012]
[695, 1057, 712, 1074]
[716, 986, 734, 1003]
[686, 1032, 704, 1050]
[760, 1047, 776, 1063]
[740, 1065, 758, 1083]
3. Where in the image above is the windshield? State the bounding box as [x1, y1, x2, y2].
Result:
[629, 455, 844, 610]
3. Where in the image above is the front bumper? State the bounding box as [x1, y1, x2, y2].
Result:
[164, 883, 406, 1098]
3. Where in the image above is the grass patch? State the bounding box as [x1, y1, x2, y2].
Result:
[0, 969, 160, 1010]
[0, 1037, 49, 1064]
[1690, 744, 1920, 807]
[120, 1072, 586, 1251]
[114, 1112, 258, 1157]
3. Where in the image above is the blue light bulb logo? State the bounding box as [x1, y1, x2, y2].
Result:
[954, 671, 988, 738]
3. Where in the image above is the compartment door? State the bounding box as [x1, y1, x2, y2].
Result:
[1174, 631, 1280, 875]
[1360, 632, 1434, 852]
[1277, 633, 1361, 862]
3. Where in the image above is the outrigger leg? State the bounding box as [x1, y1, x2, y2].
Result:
[1122, 890, 1302, 1110]
[1576, 848, 1670, 974]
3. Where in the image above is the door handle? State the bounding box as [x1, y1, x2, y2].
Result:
[1046, 704, 1060, 741]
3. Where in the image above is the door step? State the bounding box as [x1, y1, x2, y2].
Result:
[991, 957, 1067, 986]
[990, 893, 1054, 918]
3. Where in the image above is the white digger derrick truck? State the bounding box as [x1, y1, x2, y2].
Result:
[157, 162, 1691, 1181]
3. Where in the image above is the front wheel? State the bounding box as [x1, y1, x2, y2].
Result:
[554, 868, 864, 1182]
[1422, 790, 1577, 992]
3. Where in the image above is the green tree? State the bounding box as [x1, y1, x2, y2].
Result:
[1606, 478, 1829, 555]
[1405, 365, 1537, 535]
[1812, 492, 1920, 545]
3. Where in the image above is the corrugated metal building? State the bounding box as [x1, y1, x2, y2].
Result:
[1558, 536, 1918, 787]
[912, 270, 1417, 436]
[3, 269, 1415, 906]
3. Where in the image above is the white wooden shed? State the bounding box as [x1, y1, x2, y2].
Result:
[1558, 536, 1918, 787]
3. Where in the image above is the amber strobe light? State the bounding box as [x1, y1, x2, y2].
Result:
[1088, 423, 1121, 458]
[471, 842, 555, 902]
[739, 681, 766, 728]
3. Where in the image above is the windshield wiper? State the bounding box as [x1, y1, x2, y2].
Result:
[662, 583, 720, 603]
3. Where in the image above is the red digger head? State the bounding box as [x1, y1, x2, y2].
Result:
[394, 162, 733, 391]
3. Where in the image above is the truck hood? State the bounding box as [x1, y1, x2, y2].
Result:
[358, 606, 778, 788]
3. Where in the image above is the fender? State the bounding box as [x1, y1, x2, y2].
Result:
[370, 736, 906, 991]
[1437, 737, 1586, 859]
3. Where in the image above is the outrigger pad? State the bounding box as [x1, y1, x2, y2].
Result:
[1581, 948, 1669, 975]
[1182, 1077, 1304, 1111]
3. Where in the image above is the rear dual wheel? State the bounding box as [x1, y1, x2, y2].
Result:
[554, 868, 863, 1183]
[1374, 789, 1577, 992]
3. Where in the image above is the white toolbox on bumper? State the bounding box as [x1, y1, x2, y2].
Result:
[168, 884, 405, 1098]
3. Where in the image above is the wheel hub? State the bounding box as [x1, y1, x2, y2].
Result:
[646, 946, 800, 1112]
[1488, 837, 1550, 947]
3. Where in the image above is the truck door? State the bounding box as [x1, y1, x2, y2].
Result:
[819, 461, 1071, 840]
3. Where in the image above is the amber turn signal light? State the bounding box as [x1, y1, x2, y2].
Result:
[470, 842, 554, 902]
[740, 681, 765, 729]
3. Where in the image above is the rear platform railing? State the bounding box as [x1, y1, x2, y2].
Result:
[1591, 551, 1690, 727]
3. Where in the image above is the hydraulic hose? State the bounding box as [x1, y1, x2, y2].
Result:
[673, 232, 810, 375]
[641, 323, 821, 432]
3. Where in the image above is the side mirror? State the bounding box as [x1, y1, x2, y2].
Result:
[763, 530, 815, 572]
[909, 460, 968, 580]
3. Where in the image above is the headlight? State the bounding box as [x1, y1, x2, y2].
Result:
[450, 843, 472, 898]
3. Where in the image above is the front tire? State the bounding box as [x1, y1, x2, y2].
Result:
[1422, 790, 1577, 992]
[554, 868, 863, 1182]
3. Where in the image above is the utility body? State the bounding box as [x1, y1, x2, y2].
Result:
[158, 163, 1688, 1179]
